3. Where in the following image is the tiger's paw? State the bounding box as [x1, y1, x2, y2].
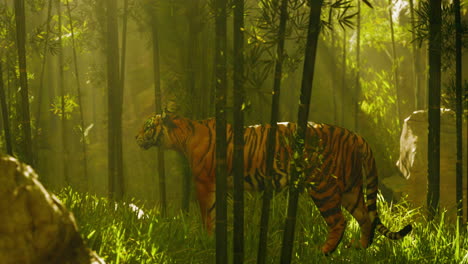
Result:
[321, 244, 339, 256]
[344, 239, 363, 250]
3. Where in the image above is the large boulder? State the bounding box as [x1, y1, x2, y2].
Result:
[384, 109, 467, 219]
[0, 155, 105, 264]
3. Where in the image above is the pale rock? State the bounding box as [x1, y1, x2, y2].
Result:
[0, 155, 105, 264]
[388, 109, 467, 219]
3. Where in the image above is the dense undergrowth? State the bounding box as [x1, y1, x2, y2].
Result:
[57, 187, 468, 264]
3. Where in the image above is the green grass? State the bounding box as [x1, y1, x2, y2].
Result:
[57, 187, 468, 263]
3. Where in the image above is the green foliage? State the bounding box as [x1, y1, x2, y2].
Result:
[0, 4, 15, 50]
[413, 0, 468, 111]
[360, 70, 397, 123]
[50, 94, 79, 120]
[58, 187, 174, 263]
[25, 0, 47, 12]
[358, 0, 411, 53]
[441, 79, 468, 112]
[359, 68, 400, 162]
[53, 187, 468, 263]
[327, 0, 358, 30]
[413, 1, 468, 70]
[325, 0, 413, 171]
[85, 63, 106, 90]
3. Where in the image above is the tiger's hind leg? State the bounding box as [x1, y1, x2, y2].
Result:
[342, 186, 375, 249]
[309, 186, 347, 255]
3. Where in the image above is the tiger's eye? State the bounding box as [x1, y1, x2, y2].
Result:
[144, 129, 152, 139]
[145, 120, 153, 130]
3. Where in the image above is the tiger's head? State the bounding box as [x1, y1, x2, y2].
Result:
[136, 112, 175, 150]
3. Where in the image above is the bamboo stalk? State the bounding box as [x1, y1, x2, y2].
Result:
[214, 0, 228, 262]
[65, 0, 89, 190]
[14, 0, 34, 166]
[233, 0, 245, 262]
[150, 6, 167, 216]
[280, 1, 324, 262]
[388, 0, 401, 124]
[257, 0, 288, 263]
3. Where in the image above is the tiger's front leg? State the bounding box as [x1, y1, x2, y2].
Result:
[195, 179, 216, 234]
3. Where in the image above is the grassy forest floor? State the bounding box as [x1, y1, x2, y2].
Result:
[57, 187, 468, 264]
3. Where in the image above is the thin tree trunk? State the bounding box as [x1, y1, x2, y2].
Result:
[57, 0, 68, 185]
[46, 51, 57, 185]
[6, 56, 11, 108]
[341, 28, 347, 127]
[257, 1, 288, 263]
[200, 28, 212, 118]
[280, 1, 323, 263]
[106, 0, 121, 200]
[114, 0, 128, 199]
[409, 0, 422, 110]
[0, 60, 12, 155]
[14, 0, 33, 166]
[354, 0, 361, 131]
[35, 0, 53, 141]
[4, 55, 17, 157]
[186, 2, 197, 110]
[418, 0, 427, 110]
[214, 0, 228, 262]
[427, 0, 441, 220]
[121, 0, 128, 92]
[65, 0, 89, 189]
[151, 9, 167, 216]
[233, 0, 245, 262]
[183, 0, 199, 213]
[454, 0, 463, 224]
[329, 4, 337, 124]
[388, 0, 401, 124]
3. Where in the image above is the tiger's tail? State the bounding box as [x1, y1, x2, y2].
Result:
[363, 143, 412, 244]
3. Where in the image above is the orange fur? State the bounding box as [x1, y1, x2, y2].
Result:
[136, 113, 412, 255]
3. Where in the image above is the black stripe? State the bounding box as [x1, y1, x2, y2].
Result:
[320, 154, 335, 175]
[187, 120, 196, 134]
[226, 125, 233, 146]
[367, 180, 378, 190]
[344, 154, 362, 193]
[312, 187, 340, 207]
[208, 201, 216, 213]
[367, 188, 378, 198]
[273, 172, 283, 189]
[247, 127, 257, 171]
[337, 131, 352, 184]
[320, 207, 342, 219]
[311, 179, 337, 194]
[244, 175, 255, 189]
[347, 187, 362, 215]
[255, 171, 265, 191]
[367, 203, 376, 212]
[344, 173, 360, 193]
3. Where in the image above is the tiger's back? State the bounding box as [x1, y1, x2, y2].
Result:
[224, 121, 369, 192]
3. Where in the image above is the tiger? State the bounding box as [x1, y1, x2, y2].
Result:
[135, 112, 412, 255]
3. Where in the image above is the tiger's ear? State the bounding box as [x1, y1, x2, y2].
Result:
[161, 108, 178, 129]
[162, 106, 178, 119]
[166, 100, 177, 113]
